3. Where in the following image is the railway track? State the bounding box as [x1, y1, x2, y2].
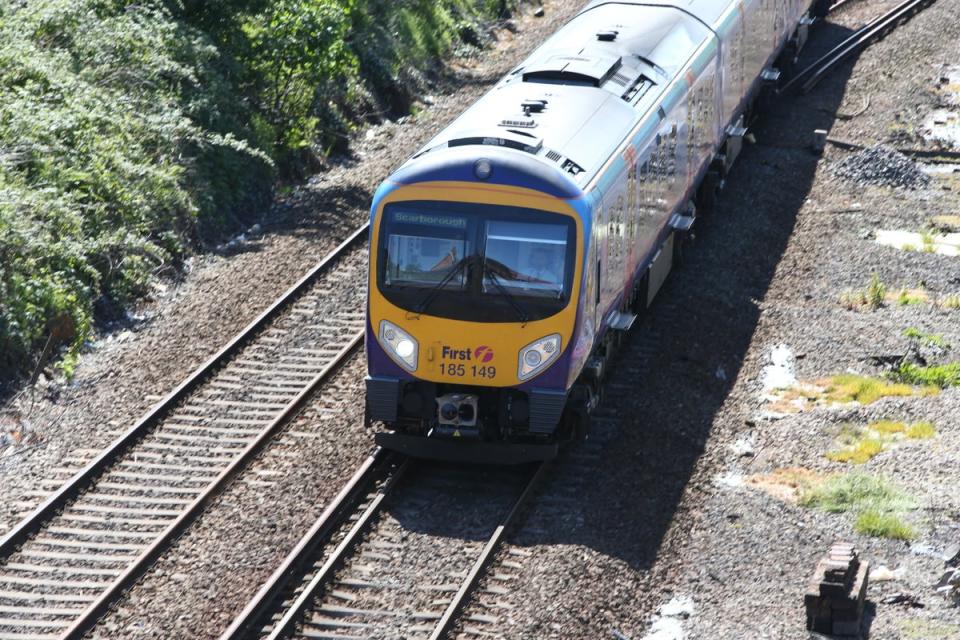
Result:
[220, 456, 547, 640]
[784, 0, 937, 94]
[0, 225, 371, 640]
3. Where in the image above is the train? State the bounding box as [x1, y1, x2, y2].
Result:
[364, 0, 829, 462]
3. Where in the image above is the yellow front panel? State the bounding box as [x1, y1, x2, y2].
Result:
[369, 181, 583, 388]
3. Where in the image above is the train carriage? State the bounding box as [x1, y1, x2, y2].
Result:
[365, 0, 827, 462]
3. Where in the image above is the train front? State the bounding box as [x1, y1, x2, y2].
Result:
[365, 146, 587, 463]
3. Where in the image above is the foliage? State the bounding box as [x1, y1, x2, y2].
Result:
[822, 374, 935, 405]
[826, 420, 936, 464]
[855, 508, 916, 540]
[867, 272, 886, 308]
[1, 0, 511, 381]
[902, 327, 951, 350]
[826, 436, 884, 464]
[800, 472, 913, 513]
[838, 272, 886, 310]
[890, 362, 960, 388]
[800, 472, 916, 539]
[905, 420, 936, 439]
[0, 0, 272, 377]
[896, 287, 927, 306]
[871, 419, 936, 439]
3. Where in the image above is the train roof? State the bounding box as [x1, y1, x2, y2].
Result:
[580, 0, 736, 29]
[398, 1, 715, 191]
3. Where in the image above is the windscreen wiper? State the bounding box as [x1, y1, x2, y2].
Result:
[483, 260, 530, 324]
[414, 256, 471, 315]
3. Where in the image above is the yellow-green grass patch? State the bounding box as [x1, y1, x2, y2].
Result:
[855, 508, 916, 540]
[826, 421, 936, 464]
[799, 472, 916, 540]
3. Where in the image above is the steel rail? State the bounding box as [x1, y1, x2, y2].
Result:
[261, 458, 415, 640]
[827, 0, 859, 14]
[800, 0, 934, 93]
[0, 222, 370, 561]
[218, 448, 390, 640]
[232, 460, 548, 640]
[61, 330, 365, 640]
[427, 460, 549, 640]
[780, 0, 935, 95]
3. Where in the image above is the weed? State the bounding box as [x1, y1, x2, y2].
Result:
[827, 420, 936, 465]
[870, 420, 906, 435]
[902, 327, 951, 350]
[867, 273, 886, 309]
[891, 362, 960, 388]
[906, 421, 936, 439]
[839, 290, 867, 310]
[896, 288, 928, 306]
[942, 294, 960, 310]
[920, 231, 937, 253]
[800, 472, 913, 514]
[840, 274, 888, 310]
[855, 508, 916, 540]
[901, 243, 917, 252]
[870, 419, 936, 438]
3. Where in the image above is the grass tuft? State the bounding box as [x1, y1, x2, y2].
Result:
[896, 288, 928, 306]
[906, 421, 936, 439]
[870, 420, 906, 435]
[839, 273, 886, 310]
[943, 294, 960, 310]
[867, 273, 886, 309]
[799, 472, 912, 513]
[855, 508, 916, 540]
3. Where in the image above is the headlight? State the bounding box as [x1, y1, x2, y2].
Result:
[518, 334, 561, 381]
[379, 320, 418, 372]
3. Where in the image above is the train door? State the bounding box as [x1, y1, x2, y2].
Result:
[594, 201, 605, 330]
[686, 57, 720, 181]
[720, 7, 746, 125]
[626, 155, 639, 271]
[612, 192, 625, 292]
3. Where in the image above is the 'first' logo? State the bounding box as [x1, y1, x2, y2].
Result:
[474, 345, 494, 363]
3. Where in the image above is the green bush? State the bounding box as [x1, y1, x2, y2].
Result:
[891, 362, 960, 388]
[1, 0, 513, 382]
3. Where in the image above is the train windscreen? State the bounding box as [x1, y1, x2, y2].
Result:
[377, 201, 576, 322]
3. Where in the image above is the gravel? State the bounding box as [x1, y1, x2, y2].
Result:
[833, 144, 932, 190]
[86, 356, 371, 640]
